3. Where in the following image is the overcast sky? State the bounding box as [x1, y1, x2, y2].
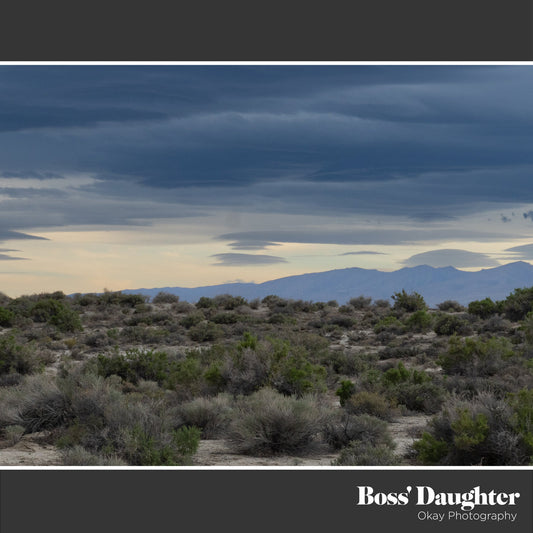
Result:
[1, 65, 533, 296]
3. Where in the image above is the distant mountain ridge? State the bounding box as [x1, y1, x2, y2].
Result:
[122, 261, 533, 307]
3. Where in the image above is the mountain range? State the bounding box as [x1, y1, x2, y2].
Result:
[122, 261, 533, 308]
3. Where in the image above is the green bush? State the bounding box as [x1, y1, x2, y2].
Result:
[502, 287, 533, 321]
[29, 298, 82, 332]
[188, 321, 223, 342]
[0, 335, 38, 376]
[213, 294, 247, 310]
[438, 336, 513, 377]
[507, 388, 533, 458]
[392, 290, 427, 312]
[468, 298, 499, 319]
[404, 309, 433, 332]
[97, 348, 176, 386]
[434, 314, 472, 336]
[413, 392, 532, 465]
[152, 292, 180, 304]
[180, 311, 205, 328]
[335, 380, 356, 406]
[412, 432, 449, 464]
[196, 296, 216, 309]
[374, 315, 404, 334]
[0, 307, 15, 327]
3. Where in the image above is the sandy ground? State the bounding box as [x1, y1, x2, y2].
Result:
[0, 433, 61, 466]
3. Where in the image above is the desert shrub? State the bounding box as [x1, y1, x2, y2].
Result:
[213, 294, 247, 310]
[434, 314, 472, 336]
[119, 325, 171, 344]
[333, 441, 400, 466]
[507, 388, 533, 457]
[0, 307, 15, 327]
[0, 374, 74, 433]
[268, 313, 296, 325]
[2, 424, 25, 445]
[99, 291, 148, 307]
[196, 296, 216, 309]
[177, 394, 233, 439]
[392, 290, 427, 312]
[322, 412, 393, 450]
[344, 391, 393, 420]
[152, 292, 180, 304]
[349, 296, 372, 309]
[404, 309, 433, 333]
[49, 305, 83, 333]
[180, 311, 205, 328]
[479, 315, 514, 335]
[289, 300, 320, 313]
[328, 315, 355, 328]
[226, 388, 329, 455]
[218, 347, 270, 396]
[118, 424, 201, 466]
[502, 287, 533, 321]
[381, 362, 444, 413]
[262, 295, 288, 309]
[520, 312, 533, 345]
[61, 446, 128, 466]
[96, 348, 179, 387]
[65, 369, 200, 465]
[188, 321, 223, 342]
[172, 301, 195, 313]
[374, 315, 404, 334]
[374, 299, 391, 308]
[438, 336, 513, 377]
[324, 350, 365, 376]
[84, 330, 110, 349]
[413, 391, 532, 465]
[0, 335, 39, 376]
[211, 312, 238, 324]
[270, 346, 327, 397]
[335, 380, 356, 406]
[29, 298, 83, 332]
[437, 300, 465, 312]
[468, 298, 499, 319]
[391, 381, 445, 413]
[248, 298, 261, 310]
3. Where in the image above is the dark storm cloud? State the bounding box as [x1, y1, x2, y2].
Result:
[1, 65, 533, 233]
[402, 249, 499, 268]
[211, 253, 288, 266]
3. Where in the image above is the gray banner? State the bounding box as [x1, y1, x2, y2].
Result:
[0, 469, 531, 533]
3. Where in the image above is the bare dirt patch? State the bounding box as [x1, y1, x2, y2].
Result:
[0, 433, 61, 466]
[193, 439, 340, 466]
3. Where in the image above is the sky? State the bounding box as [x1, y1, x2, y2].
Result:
[1, 64, 533, 297]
